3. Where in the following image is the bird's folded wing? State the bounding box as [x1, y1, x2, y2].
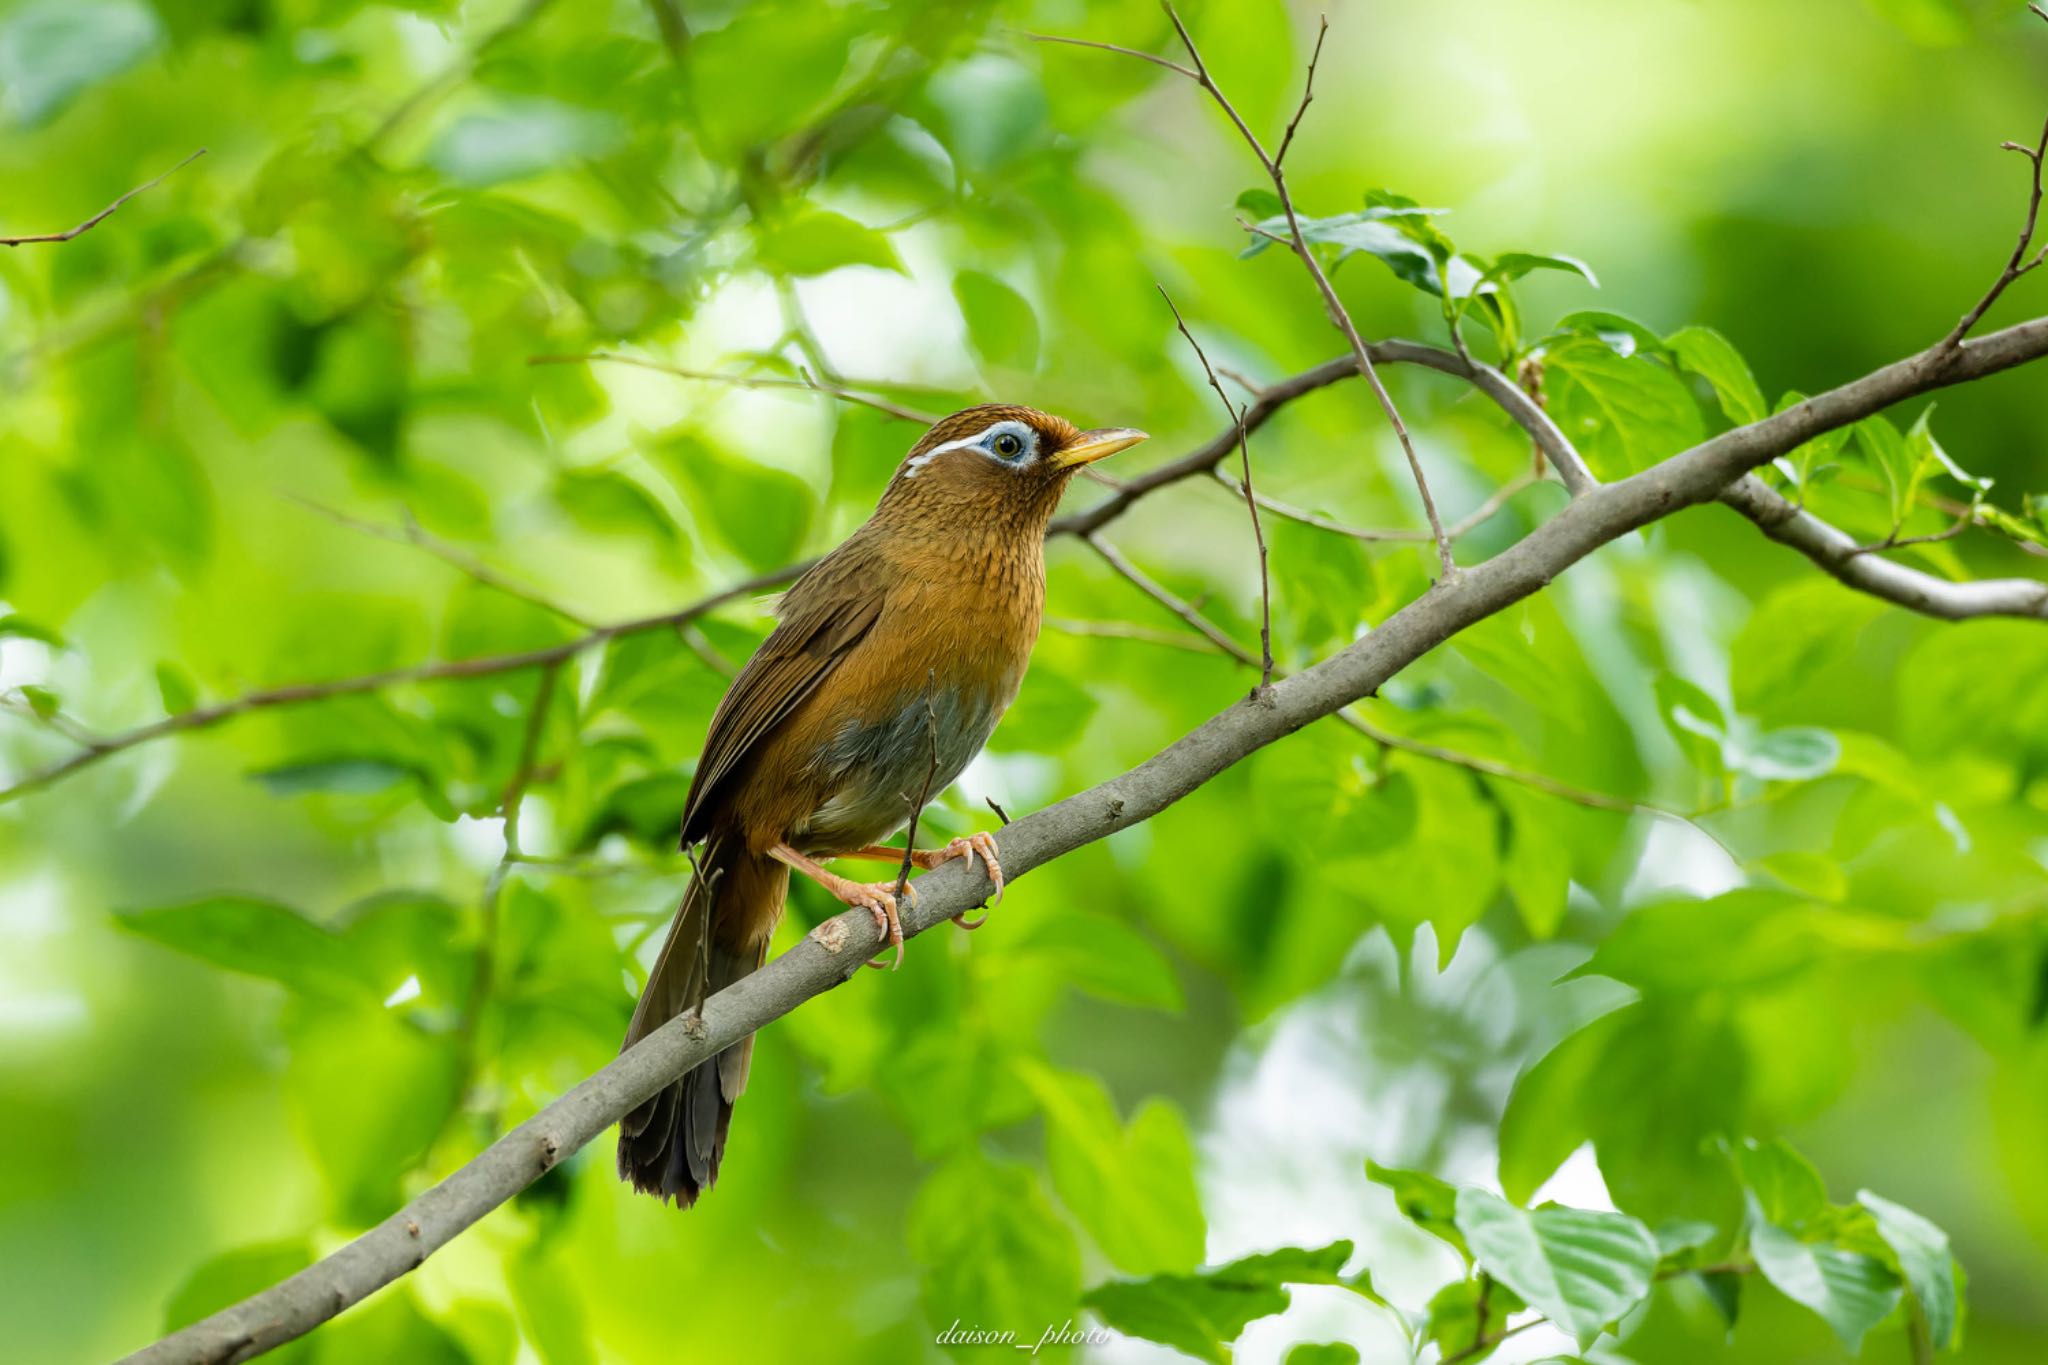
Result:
[678, 565, 886, 846]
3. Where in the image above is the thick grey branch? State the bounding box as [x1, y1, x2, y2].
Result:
[122, 313, 2048, 1365]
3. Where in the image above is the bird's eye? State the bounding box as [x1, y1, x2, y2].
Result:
[992, 431, 1025, 459]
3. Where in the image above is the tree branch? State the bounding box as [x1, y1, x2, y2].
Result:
[117, 310, 2048, 1365]
[0, 150, 206, 247]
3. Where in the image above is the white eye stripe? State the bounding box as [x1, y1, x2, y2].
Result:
[902, 420, 1038, 478]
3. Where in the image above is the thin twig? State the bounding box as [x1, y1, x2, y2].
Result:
[530, 351, 939, 424]
[1087, 533, 1252, 663]
[1047, 616, 1218, 653]
[1159, 285, 1274, 687]
[0, 693, 106, 747]
[1085, 532, 1672, 816]
[1213, 468, 1538, 543]
[1945, 115, 2048, 346]
[1273, 14, 1329, 169]
[1160, 4, 1459, 577]
[0, 150, 207, 247]
[1023, 30, 1198, 79]
[291, 497, 597, 628]
[0, 562, 807, 807]
[1844, 508, 1976, 557]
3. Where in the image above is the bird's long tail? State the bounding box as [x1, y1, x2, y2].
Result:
[617, 835, 786, 1205]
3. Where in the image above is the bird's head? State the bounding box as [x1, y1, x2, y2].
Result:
[877, 404, 1147, 528]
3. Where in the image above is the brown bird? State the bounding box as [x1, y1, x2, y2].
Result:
[617, 404, 1147, 1204]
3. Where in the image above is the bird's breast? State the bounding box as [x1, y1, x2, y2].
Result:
[789, 551, 1041, 854]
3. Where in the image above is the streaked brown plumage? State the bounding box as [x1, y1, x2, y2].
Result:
[618, 403, 1146, 1205]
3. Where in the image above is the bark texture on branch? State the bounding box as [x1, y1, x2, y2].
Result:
[122, 314, 2048, 1365]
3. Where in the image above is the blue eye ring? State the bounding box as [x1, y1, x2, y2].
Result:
[991, 430, 1026, 459]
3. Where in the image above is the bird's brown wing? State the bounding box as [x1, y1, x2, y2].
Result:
[678, 554, 885, 847]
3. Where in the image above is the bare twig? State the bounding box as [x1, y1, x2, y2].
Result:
[529, 351, 938, 423]
[1037, 9, 1459, 577]
[0, 150, 207, 247]
[1174, 6, 1457, 576]
[1845, 508, 1977, 557]
[292, 497, 597, 629]
[1213, 468, 1539, 544]
[1160, 285, 1274, 687]
[1273, 14, 1329, 169]
[1048, 616, 1217, 653]
[1087, 533, 1252, 664]
[1940, 4, 2048, 345]
[0, 562, 808, 807]
[1024, 30, 1197, 79]
[1084, 535, 1689, 815]
[0, 693, 105, 748]
[1945, 115, 2048, 346]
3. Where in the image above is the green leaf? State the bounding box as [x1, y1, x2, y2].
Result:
[428, 101, 620, 186]
[1495, 783, 1572, 939]
[1747, 851, 1848, 902]
[909, 1152, 1081, 1347]
[1252, 741, 1418, 855]
[953, 270, 1041, 375]
[1654, 1219, 1723, 1269]
[1653, 674, 1728, 776]
[1420, 1277, 1500, 1358]
[1854, 414, 1916, 531]
[1550, 310, 1669, 359]
[0, 613, 64, 646]
[162, 1240, 313, 1340]
[1367, 1161, 1470, 1259]
[1485, 251, 1599, 288]
[1283, 1346, 1359, 1365]
[251, 757, 418, 798]
[1543, 338, 1705, 477]
[284, 1003, 466, 1224]
[1083, 1241, 1362, 1365]
[756, 208, 904, 277]
[155, 661, 198, 715]
[18, 683, 60, 719]
[1736, 727, 1840, 782]
[1731, 1139, 1829, 1229]
[1235, 188, 1283, 219]
[1017, 1063, 1206, 1276]
[555, 469, 683, 562]
[1666, 326, 1766, 425]
[115, 897, 375, 1001]
[648, 431, 813, 571]
[1857, 1190, 1960, 1350]
[1009, 911, 1183, 1011]
[1454, 1189, 1661, 1350]
[1748, 1204, 1901, 1353]
[1979, 499, 2048, 548]
[1770, 391, 1854, 497]
[0, 0, 160, 127]
[508, 1249, 598, 1365]
[926, 52, 1046, 172]
[1905, 406, 1989, 495]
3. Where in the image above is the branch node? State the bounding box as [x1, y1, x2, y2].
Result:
[809, 917, 849, 954]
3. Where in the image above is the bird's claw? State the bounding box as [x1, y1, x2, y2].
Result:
[846, 881, 906, 971]
[921, 832, 1004, 930]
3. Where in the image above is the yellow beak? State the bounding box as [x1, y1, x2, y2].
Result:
[1053, 427, 1149, 469]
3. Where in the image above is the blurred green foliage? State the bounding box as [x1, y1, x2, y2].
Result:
[2, 0, 2047, 1362]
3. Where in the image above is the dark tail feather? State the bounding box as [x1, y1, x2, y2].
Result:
[617, 838, 783, 1206]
